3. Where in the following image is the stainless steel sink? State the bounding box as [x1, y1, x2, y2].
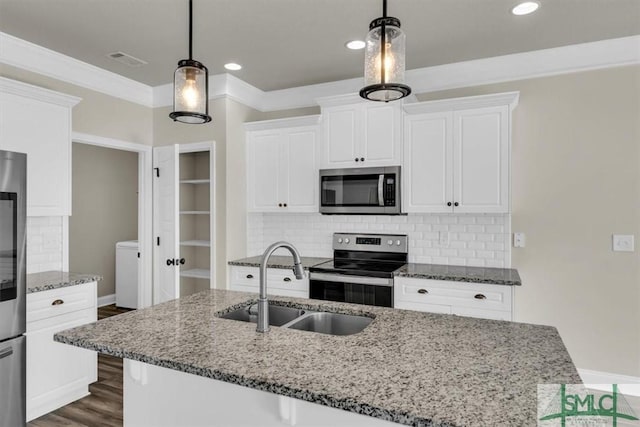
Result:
[220, 304, 305, 327]
[285, 312, 373, 336]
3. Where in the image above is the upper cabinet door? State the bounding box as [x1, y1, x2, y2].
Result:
[284, 128, 318, 212]
[321, 102, 403, 169]
[452, 106, 509, 213]
[403, 112, 454, 213]
[322, 105, 359, 168]
[0, 79, 80, 216]
[246, 130, 282, 212]
[362, 103, 402, 167]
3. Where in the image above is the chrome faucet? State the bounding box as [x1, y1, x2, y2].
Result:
[257, 241, 305, 333]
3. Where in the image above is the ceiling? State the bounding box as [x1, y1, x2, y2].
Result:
[0, 0, 638, 91]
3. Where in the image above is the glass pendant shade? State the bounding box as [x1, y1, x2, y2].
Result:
[360, 3, 411, 102]
[170, 59, 211, 124]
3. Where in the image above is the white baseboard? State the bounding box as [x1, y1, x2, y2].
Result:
[578, 368, 640, 396]
[97, 293, 116, 307]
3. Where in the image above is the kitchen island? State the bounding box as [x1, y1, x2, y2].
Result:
[55, 289, 579, 426]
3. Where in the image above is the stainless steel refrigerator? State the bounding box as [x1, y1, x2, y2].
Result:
[0, 150, 26, 427]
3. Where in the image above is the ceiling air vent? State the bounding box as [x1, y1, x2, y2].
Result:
[107, 51, 148, 67]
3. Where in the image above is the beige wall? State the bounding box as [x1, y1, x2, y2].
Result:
[0, 64, 153, 145]
[417, 65, 640, 376]
[153, 99, 228, 289]
[70, 143, 138, 297]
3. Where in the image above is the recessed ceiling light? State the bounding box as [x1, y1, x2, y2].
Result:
[345, 40, 366, 50]
[224, 63, 242, 71]
[511, 1, 540, 15]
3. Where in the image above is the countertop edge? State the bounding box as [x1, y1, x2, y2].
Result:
[393, 271, 521, 286]
[26, 273, 103, 294]
[53, 333, 434, 426]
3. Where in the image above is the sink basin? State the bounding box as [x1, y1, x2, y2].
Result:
[220, 304, 305, 327]
[286, 312, 372, 336]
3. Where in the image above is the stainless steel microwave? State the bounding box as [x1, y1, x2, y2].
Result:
[319, 166, 401, 215]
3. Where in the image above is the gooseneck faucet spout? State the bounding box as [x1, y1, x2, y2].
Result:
[257, 242, 305, 333]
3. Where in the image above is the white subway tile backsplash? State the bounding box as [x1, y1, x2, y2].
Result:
[247, 213, 510, 267]
[27, 216, 63, 273]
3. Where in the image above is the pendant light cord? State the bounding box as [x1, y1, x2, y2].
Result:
[381, 0, 387, 84]
[188, 0, 193, 60]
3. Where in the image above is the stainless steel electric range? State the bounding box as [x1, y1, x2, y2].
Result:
[309, 233, 408, 308]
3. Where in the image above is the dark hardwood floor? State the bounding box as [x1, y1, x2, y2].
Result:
[28, 305, 133, 427]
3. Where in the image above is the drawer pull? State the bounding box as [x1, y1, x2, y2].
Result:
[283, 277, 291, 282]
[246, 274, 254, 279]
[474, 294, 487, 300]
[51, 299, 64, 306]
[417, 289, 428, 294]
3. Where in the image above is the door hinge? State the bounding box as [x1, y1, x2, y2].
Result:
[154, 167, 160, 177]
[156, 237, 160, 246]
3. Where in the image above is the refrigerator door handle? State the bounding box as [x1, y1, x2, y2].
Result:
[0, 347, 13, 360]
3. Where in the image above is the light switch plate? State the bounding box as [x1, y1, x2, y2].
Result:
[439, 231, 450, 247]
[612, 234, 635, 252]
[513, 232, 526, 248]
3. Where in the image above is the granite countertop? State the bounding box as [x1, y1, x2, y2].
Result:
[395, 263, 522, 286]
[27, 271, 102, 293]
[55, 289, 578, 426]
[228, 256, 331, 270]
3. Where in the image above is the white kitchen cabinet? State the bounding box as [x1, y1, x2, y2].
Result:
[0, 77, 81, 216]
[229, 265, 308, 298]
[245, 116, 320, 213]
[153, 142, 215, 304]
[394, 276, 513, 321]
[318, 95, 403, 168]
[26, 282, 97, 421]
[403, 92, 518, 213]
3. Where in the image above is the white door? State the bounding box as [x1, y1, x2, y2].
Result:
[403, 112, 454, 213]
[247, 131, 282, 212]
[153, 145, 180, 304]
[453, 106, 509, 213]
[322, 105, 359, 167]
[362, 103, 401, 166]
[284, 128, 318, 212]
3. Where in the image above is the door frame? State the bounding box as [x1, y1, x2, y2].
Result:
[71, 132, 153, 308]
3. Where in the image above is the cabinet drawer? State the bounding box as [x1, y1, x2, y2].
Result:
[452, 306, 512, 321]
[27, 282, 97, 324]
[394, 278, 512, 313]
[394, 301, 452, 315]
[229, 266, 309, 295]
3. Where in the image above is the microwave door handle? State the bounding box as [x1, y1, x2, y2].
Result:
[378, 175, 385, 207]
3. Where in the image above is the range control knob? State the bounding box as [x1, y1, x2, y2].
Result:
[344, 238, 350, 244]
[338, 238, 343, 244]
[387, 239, 393, 245]
[396, 240, 402, 246]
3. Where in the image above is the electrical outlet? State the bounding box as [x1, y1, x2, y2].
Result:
[513, 232, 526, 248]
[612, 234, 635, 252]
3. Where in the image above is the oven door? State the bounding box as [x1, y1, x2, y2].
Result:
[309, 273, 393, 308]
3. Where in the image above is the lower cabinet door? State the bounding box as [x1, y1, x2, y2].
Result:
[26, 308, 97, 421]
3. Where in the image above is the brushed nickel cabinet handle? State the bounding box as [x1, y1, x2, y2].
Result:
[51, 299, 64, 306]
[474, 294, 486, 300]
[417, 289, 428, 294]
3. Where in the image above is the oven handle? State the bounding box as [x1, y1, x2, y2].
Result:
[378, 174, 384, 207]
[310, 272, 393, 287]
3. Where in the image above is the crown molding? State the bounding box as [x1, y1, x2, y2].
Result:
[243, 114, 321, 132]
[2, 31, 638, 113]
[403, 92, 520, 115]
[0, 31, 153, 107]
[0, 75, 81, 107]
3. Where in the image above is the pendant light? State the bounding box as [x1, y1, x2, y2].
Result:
[360, 0, 411, 102]
[169, 0, 211, 124]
